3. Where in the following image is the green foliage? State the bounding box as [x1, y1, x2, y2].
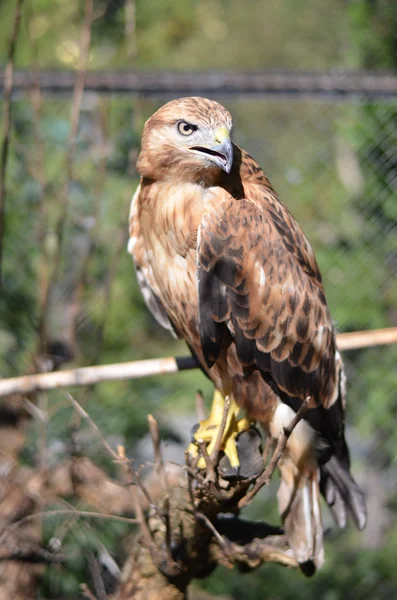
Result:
[349, 0, 397, 69]
[0, 0, 395, 598]
[197, 535, 397, 600]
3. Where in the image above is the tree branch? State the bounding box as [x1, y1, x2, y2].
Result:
[0, 0, 24, 283]
[39, 0, 94, 341]
[113, 425, 296, 600]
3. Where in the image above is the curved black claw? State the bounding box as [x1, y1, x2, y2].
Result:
[219, 428, 264, 481]
[190, 422, 200, 444]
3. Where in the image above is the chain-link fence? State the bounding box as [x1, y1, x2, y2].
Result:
[0, 0, 396, 599]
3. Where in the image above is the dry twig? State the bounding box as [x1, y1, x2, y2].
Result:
[195, 512, 233, 563]
[65, 393, 119, 461]
[125, 0, 137, 59]
[147, 414, 167, 491]
[81, 583, 99, 600]
[0, 544, 65, 565]
[0, 510, 138, 546]
[0, 0, 24, 282]
[261, 433, 274, 465]
[41, 0, 94, 332]
[134, 471, 158, 514]
[163, 495, 173, 566]
[195, 390, 206, 421]
[131, 478, 153, 550]
[88, 552, 107, 600]
[238, 397, 311, 509]
[65, 395, 165, 532]
[184, 451, 197, 512]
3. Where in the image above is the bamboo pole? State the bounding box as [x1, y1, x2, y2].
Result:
[0, 356, 197, 398]
[336, 326, 397, 350]
[0, 327, 396, 399]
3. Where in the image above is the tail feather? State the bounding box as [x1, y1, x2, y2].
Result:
[269, 401, 324, 574]
[321, 470, 347, 528]
[278, 460, 324, 574]
[320, 455, 367, 531]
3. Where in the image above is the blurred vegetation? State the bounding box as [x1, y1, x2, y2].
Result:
[0, 0, 396, 598]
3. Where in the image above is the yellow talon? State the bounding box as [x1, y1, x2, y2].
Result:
[188, 389, 251, 470]
[223, 414, 251, 468]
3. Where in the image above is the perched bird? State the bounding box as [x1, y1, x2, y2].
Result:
[128, 97, 366, 573]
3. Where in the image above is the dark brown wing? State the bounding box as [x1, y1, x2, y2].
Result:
[198, 181, 367, 531]
[198, 183, 338, 408]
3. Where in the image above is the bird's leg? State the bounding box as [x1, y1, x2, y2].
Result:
[189, 389, 250, 470]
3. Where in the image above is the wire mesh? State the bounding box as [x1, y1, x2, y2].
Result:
[0, 0, 396, 598]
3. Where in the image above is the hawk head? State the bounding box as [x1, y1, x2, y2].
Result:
[136, 97, 233, 183]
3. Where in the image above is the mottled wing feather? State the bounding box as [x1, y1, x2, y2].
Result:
[197, 184, 337, 407]
[197, 264, 227, 366]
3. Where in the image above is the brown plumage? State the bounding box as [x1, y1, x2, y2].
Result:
[129, 97, 366, 572]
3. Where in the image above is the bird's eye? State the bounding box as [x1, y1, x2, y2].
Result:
[177, 121, 197, 136]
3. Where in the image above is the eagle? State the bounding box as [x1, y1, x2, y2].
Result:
[128, 96, 366, 572]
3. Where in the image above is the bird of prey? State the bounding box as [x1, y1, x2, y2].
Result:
[128, 97, 366, 572]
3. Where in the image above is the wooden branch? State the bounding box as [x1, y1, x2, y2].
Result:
[195, 390, 206, 421]
[148, 414, 168, 491]
[26, 3, 52, 358]
[0, 544, 65, 564]
[196, 511, 233, 563]
[125, 0, 137, 60]
[66, 393, 119, 461]
[88, 552, 107, 600]
[40, 0, 94, 342]
[209, 536, 297, 570]
[0, 0, 24, 283]
[0, 510, 138, 546]
[113, 424, 295, 600]
[81, 583, 99, 600]
[0, 327, 395, 399]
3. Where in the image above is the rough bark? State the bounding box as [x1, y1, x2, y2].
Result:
[112, 428, 297, 600]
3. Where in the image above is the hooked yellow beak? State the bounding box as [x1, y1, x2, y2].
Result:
[189, 126, 233, 174]
[211, 127, 233, 173]
[214, 126, 230, 145]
